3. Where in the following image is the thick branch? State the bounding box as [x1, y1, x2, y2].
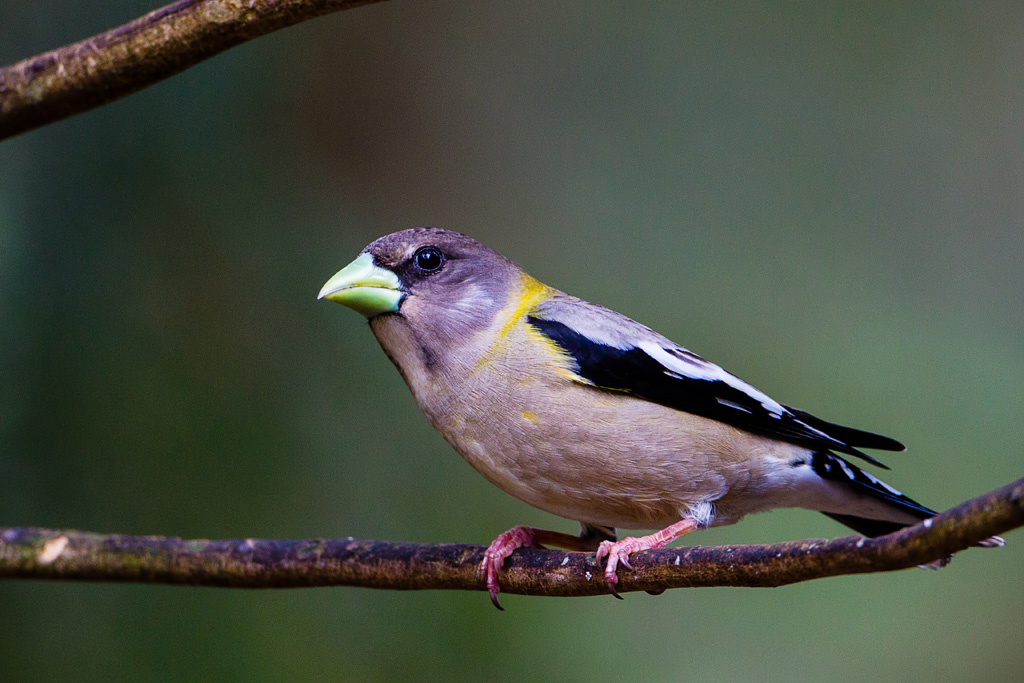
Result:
[2, 477, 1020, 597]
[0, 0, 389, 141]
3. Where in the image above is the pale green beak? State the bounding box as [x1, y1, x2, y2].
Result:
[318, 253, 404, 317]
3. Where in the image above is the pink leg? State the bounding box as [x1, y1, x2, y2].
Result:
[481, 525, 600, 610]
[595, 518, 699, 598]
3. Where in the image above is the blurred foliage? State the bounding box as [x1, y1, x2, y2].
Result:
[1, 2, 1022, 681]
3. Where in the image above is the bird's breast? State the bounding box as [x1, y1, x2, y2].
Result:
[449, 333, 790, 527]
[371, 303, 796, 530]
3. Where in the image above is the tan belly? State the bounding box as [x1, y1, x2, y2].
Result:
[427, 366, 787, 529]
[373, 308, 799, 531]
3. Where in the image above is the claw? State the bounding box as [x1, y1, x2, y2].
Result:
[597, 539, 628, 598]
[480, 525, 539, 610]
[594, 518, 700, 599]
[482, 551, 508, 611]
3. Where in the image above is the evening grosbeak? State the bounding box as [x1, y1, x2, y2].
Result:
[319, 228, 1002, 608]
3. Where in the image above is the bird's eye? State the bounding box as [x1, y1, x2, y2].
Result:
[413, 246, 445, 273]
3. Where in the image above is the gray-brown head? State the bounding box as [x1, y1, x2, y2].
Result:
[319, 228, 528, 369]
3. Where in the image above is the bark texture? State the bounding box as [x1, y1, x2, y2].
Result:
[2, 477, 1019, 598]
[0, 0, 388, 140]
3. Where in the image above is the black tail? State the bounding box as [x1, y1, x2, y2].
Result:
[811, 450, 935, 520]
[813, 451, 1004, 548]
[787, 407, 906, 453]
[821, 512, 921, 538]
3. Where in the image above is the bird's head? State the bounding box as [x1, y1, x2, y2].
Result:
[319, 228, 525, 347]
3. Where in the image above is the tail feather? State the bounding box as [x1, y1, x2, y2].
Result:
[812, 451, 1004, 549]
[810, 451, 934, 518]
[787, 407, 906, 452]
[821, 513, 914, 539]
[823, 510, 1004, 551]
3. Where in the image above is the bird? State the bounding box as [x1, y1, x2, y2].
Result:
[318, 227, 1003, 608]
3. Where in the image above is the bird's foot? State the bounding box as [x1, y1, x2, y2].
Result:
[595, 536, 647, 598]
[480, 525, 539, 610]
[481, 525, 602, 610]
[594, 518, 699, 598]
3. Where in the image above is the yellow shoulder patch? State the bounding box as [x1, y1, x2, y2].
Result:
[493, 274, 554, 342]
[474, 274, 578, 381]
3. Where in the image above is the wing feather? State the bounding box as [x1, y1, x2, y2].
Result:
[527, 302, 902, 467]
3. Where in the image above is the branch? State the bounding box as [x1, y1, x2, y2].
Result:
[0, 0, 389, 141]
[2, 477, 1020, 598]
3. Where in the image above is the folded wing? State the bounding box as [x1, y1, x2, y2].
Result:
[528, 297, 903, 467]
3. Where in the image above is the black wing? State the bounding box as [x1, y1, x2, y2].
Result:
[528, 315, 903, 467]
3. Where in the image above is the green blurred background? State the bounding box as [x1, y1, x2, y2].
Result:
[2, 2, 1022, 680]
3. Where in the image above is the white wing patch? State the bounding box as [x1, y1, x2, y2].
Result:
[530, 296, 897, 462]
[715, 398, 753, 414]
[637, 340, 787, 418]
